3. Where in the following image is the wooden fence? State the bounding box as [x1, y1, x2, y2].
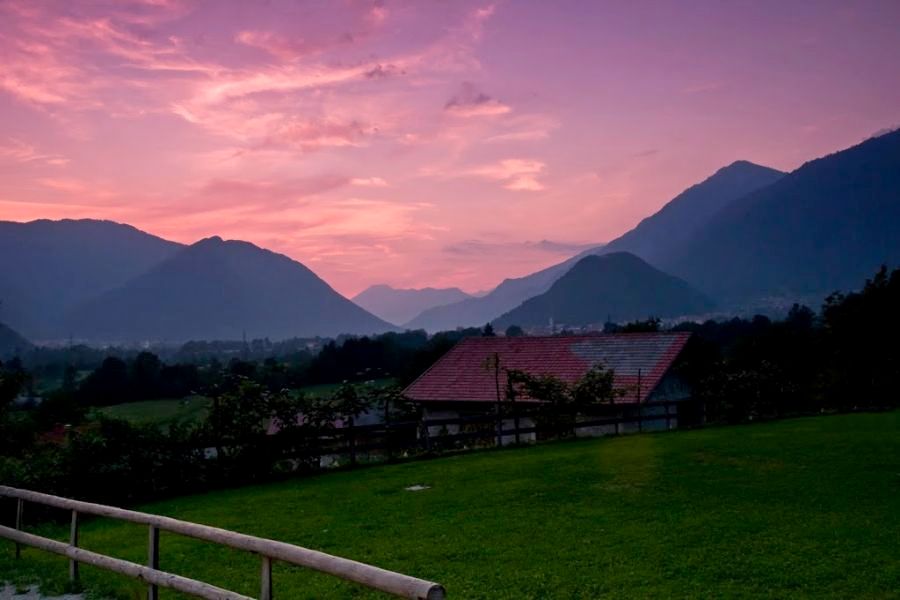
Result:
[304, 399, 693, 467]
[0, 485, 445, 600]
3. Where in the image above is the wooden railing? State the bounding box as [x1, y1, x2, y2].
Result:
[0, 486, 445, 600]
[321, 399, 691, 464]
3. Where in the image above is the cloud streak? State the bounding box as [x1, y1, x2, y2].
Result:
[469, 159, 546, 191]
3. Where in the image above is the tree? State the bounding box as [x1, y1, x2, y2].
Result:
[330, 382, 374, 423]
[504, 325, 524, 337]
[505, 362, 622, 438]
[482, 323, 496, 337]
[0, 359, 25, 430]
[620, 317, 661, 333]
[131, 351, 162, 399]
[570, 364, 623, 410]
[205, 377, 286, 480]
[78, 356, 129, 406]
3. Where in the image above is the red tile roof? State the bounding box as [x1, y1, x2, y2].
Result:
[403, 332, 691, 404]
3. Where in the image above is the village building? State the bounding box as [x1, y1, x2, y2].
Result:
[403, 332, 696, 443]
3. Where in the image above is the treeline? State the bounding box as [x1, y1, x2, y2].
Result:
[0, 372, 409, 506]
[672, 266, 900, 421]
[55, 327, 486, 410]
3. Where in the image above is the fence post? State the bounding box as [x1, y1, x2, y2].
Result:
[69, 510, 79, 584]
[148, 525, 159, 600]
[14, 498, 23, 559]
[384, 399, 393, 462]
[348, 417, 357, 467]
[513, 407, 521, 446]
[260, 555, 273, 600]
[419, 415, 432, 453]
[638, 403, 643, 433]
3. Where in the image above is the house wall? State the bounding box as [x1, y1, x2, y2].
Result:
[421, 406, 536, 445]
[422, 407, 461, 437]
[500, 416, 536, 445]
[574, 403, 678, 437]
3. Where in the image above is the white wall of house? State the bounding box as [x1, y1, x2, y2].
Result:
[421, 407, 536, 445]
[576, 402, 679, 438]
[500, 416, 536, 445]
[422, 407, 461, 437]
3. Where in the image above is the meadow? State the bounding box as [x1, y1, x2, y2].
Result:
[93, 396, 211, 428]
[1, 411, 898, 599]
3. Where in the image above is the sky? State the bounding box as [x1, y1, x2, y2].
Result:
[1, 0, 899, 297]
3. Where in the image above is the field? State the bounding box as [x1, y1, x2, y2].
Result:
[89, 380, 397, 428]
[92, 396, 211, 427]
[1, 411, 898, 599]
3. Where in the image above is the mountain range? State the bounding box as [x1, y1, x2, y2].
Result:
[409, 130, 900, 330]
[665, 129, 900, 301]
[406, 160, 785, 331]
[493, 252, 714, 329]
[0, 222, 393, 343]
[0, 219, 181, 338]
[352, 285, 472, 326]
[0, 322, 31, 359]
[61, 237, 394, 343]
[3, 129, 898, 343]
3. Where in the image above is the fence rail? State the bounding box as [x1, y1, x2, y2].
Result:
[0, 485, 445, 600]
[242, 400, 696, 471]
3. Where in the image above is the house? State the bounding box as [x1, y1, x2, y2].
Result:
[403, 332, 695, 443]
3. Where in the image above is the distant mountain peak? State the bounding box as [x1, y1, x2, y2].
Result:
[668, 128, 900, 302]
[353, 284, 473, 326]
[493, 251, 713, 329]
[191, 235, 230, 250]
[0, 321, 32, 358]
[62, 237, 392, 342]
[0, 219, 182, 339]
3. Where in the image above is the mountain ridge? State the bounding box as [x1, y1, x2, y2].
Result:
[353, 285, 472, 326]
[492, 252, 714, 329]
[62, 236, 395, 342]
[405, 159, 783, 331]
[0, 219, 183, 339]
[666, 129, 900, 301]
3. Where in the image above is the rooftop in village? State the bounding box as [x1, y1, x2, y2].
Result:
[403, 332, 692, 405]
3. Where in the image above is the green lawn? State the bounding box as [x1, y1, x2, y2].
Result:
[92, 396, 210, 427]
[299, 378, 397, 398]
[89, 378, 397, 427]
[2, 412, 899, 599]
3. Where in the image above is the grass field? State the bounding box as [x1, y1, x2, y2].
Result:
[90, 380, 396, 428]
[2, 411, 898, 599]
[299, 378, 397, 398]
[92, 396, 210, 427]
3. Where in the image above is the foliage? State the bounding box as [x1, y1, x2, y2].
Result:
[506, 363, 623, 435]
[619, 317, 662, 332]
[504, 324, 524, 337]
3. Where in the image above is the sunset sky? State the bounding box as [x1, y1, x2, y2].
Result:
[2, 0, 899, 296]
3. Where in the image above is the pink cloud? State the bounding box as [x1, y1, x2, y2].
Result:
[445, 82, 511, 118]
[0, 138, 68, 166]
[469, 159, 546, 191]
[260, 118, 372, 151]
[350, 177, 389, 187]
